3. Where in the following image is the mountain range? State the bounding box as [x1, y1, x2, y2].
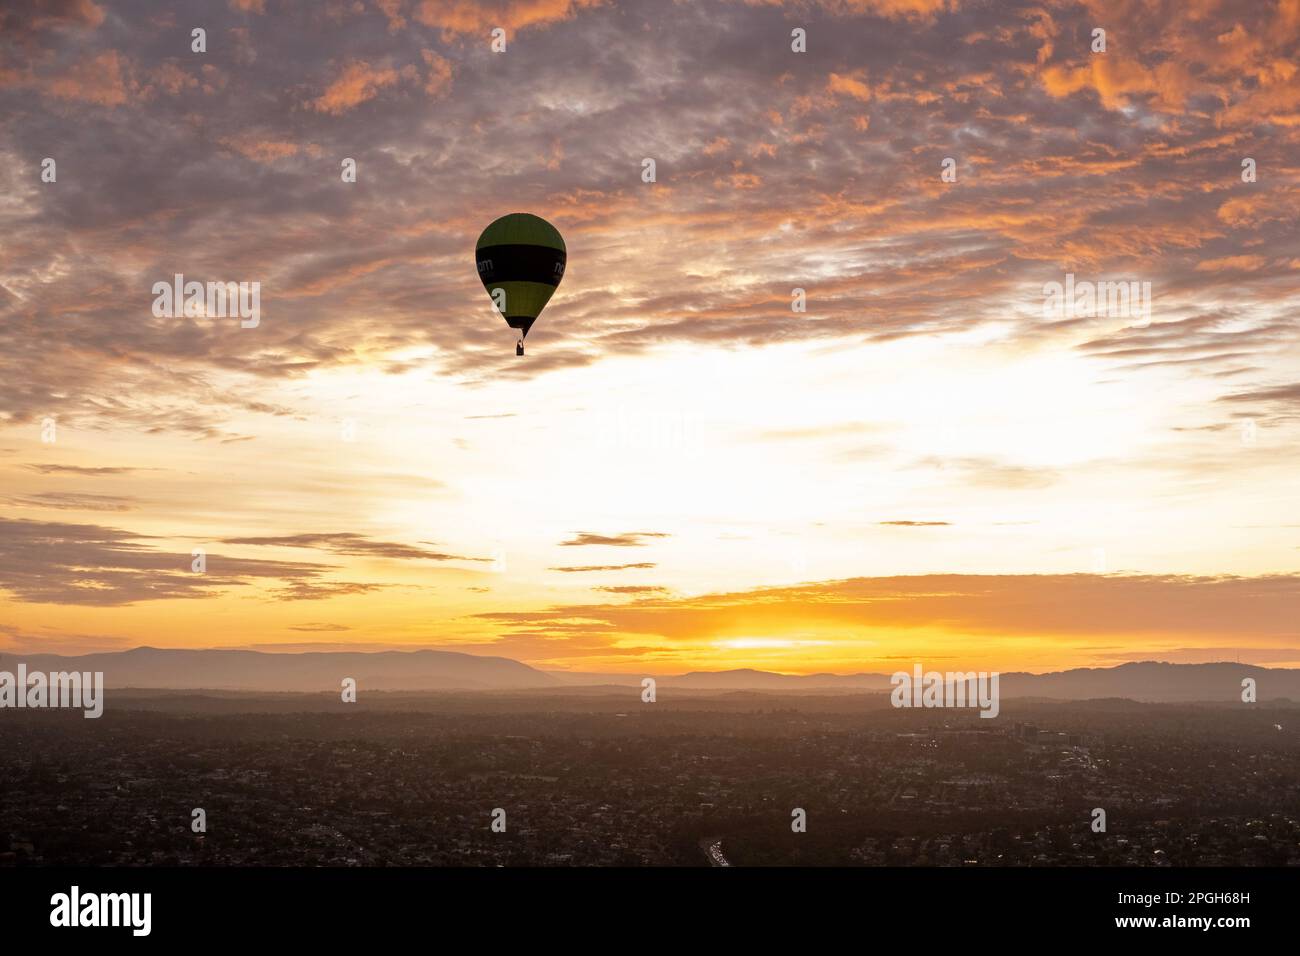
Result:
[0, 647, 553, 692]
[2, 648, 1298, 702]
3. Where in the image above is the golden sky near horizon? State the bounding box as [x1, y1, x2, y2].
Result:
[1, 0, 1298, 674]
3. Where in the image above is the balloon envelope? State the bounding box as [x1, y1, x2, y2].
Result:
[475, 213, 566, 339]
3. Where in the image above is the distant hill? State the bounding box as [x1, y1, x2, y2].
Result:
[995, 661, 1299, 702]
[1, 649, 1296, 701]
[546, 668, 892, 691]
[0, 646, 557, 692]
[547, 662, 1300, 701]
[668, 669, 893, 690]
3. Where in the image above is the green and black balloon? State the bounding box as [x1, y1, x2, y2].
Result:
[475, 213, 566, 342]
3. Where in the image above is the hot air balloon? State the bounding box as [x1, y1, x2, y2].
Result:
[475, 213, 566, 355]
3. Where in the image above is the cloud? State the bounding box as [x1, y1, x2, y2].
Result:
[826, 71, 871, 102]
[270, 581, 390, 601]
[1219, 383, 1300, 409]
[23, 463, 141, 475]
[1195, 255, 1269, 273]
[47, 50, 137, 106]
[916, 457, 1060, 490]
[559, 531, 670, 547]
[879, 520, 950, 526]
[420, 49, 453, 97]
[308, 59, 405, 114]
[0, 0, 105, 39]
[375, 0, 406, 31]
[409, 0, 606, 38]
[219, 134, 309, 163]
[0, 517, 333, 606]
[3, 492, 135, 511]
[221, 532, 490, 562]
[742, 0, 959, 23]
[484, 573, 1300, 644]
[149, 61, 198, 96]
[2, 0, 1296, 437]
[549, 562, 657, 572]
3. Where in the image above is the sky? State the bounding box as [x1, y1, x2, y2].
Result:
[1, 0, 1298, 674]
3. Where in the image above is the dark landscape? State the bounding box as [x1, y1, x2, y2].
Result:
[3, 685, 1296, 867]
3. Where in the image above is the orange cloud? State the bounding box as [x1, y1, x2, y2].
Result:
[1195, 255, 1268, 273]
[309, 59, 402, 114]
[1040, 56, 1193, 112]
[420, 49, 454, 96]
[0, 0, 104, 37]
[47, 50, 136, 107]
[744, 0, 959, 22]
[220, 135, 305, 163]
[1217, 192, 1299, 228]
[410, 0, 605, 38]
[827, 71, 871, 102]
[152, 61, 198, 96]
[376, 0, 407, 31]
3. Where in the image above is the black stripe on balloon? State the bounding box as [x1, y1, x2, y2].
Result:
[476, 244, 567, 287]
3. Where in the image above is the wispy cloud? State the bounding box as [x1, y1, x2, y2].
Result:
[0, 517, 331, 606]
[3, 492, 135, 512]
[549, 562, 657, 573]
[559, 531, 670, 547]
[221, 532, 489, 562]
[23, 463, 143, 475]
